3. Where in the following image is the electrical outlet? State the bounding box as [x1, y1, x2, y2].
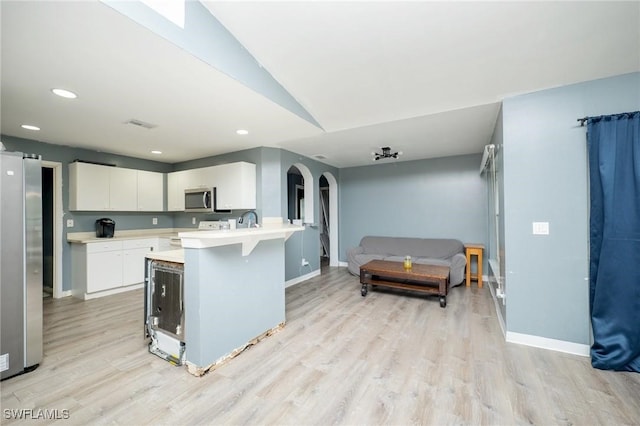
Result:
[192, 217, 196, 225]
[301, 258, 309, 266]
[66, 219, 74, 228]
[152, 217, 158, 225]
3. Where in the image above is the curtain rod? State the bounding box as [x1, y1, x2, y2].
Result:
[578, 111, 639, 127]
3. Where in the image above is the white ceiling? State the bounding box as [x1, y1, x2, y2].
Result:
[2, 1, 639, 168]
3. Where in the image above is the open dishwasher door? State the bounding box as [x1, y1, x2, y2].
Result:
[145, 259, 185, 365]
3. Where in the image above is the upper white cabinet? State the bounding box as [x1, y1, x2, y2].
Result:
[214, 162, 256, 210]
[109, 167, 138, 211]
[167, 162, 256, 212]
[137, 170, 164, 211]
[69, 162, 111, 210]
[69, 162, 164, 211]
[167, 170, 187, 212]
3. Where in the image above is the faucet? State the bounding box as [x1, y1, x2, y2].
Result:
[238, 210, 259, 228]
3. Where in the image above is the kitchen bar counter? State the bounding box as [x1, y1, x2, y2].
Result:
[179, 223, 304, 255]
[174, 222, 304, 375]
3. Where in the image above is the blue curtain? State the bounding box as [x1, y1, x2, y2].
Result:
[588, 111, 640, 372]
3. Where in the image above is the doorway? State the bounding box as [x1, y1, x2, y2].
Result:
[41, 161, 63, 298]
[42, 167, 53, 297]
[319, 176, 329, 267]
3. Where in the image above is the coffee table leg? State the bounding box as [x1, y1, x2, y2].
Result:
[439, 296, 446, 308]
[361, 283, 368, 297]
[360, 269, 368, 297]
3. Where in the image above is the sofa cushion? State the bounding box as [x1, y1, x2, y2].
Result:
[360, 236, 463, 260]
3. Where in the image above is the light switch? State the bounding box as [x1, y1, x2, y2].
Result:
[532, 222, 549, 235]
[66, 219, 74, 228]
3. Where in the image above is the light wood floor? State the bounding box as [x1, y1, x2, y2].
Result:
[2, 266, 639, 425]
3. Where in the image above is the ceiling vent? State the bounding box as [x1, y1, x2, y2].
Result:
[313, 154, 327, 160]
[125, 119, 157, 129]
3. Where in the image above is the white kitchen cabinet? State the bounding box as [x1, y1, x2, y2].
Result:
[213, 162, 256, 210]
[72, 238, 158, 299]
[167, 170, 187, 211]
[166, 163, 255, 212]
[84, 241, 123, 294]
[137, 170, 164, 211]
[109, 167, 138, 211]
[167, 167, 216, 211]
[70, 162, 164, 212]
[122, 238, 158, 285]
[69, 162, 111, 210]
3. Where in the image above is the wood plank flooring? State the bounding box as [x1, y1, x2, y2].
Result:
[2, 266, 639, 425]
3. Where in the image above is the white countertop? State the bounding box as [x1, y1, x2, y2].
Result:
[67, 228, 191, 244]
[145, 249, 185, 263]
[179, 223, 304, 256]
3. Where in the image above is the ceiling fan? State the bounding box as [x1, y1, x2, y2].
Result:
[372, 146, 402, 161]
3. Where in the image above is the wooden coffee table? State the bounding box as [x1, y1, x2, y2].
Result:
[359, 260, 451, 307]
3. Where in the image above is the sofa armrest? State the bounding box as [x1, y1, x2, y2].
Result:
[450, 252, 466, 269]
[347, 246, 364, 263]
[449, 253, 467, 286]
[347, 246, 364, 276]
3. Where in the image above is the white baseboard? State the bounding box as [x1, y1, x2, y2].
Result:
[286, 269, 321, 288]
[74, 283, 144, 300]
[338, 261, 348, 268]
[506, 331, 590, 357]
[56, 290, 73, 299]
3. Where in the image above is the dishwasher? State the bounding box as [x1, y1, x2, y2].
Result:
[145, 259, 185, 365]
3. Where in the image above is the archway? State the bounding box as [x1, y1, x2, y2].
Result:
[320, 172, 339, 267]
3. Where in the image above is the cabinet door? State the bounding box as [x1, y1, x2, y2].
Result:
[87, 250, 122, 293]
[137, 170, 164, 211]
[122, 239, 157, 286]
[69, 162, 110, 211]
[183, 167, 207, 189]
[214, 162, 256, 210]
[109, 168, 138, 211]
[122, 247, 150, 286]
[167, 171, 186, 211]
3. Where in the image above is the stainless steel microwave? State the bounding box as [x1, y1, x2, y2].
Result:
[184, 187, 231, 213]
[184, 187, 214, 212]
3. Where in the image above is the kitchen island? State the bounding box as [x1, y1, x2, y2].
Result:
[146, 222, 304, 376]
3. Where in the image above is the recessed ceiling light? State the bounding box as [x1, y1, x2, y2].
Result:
[151, 150, 162, 155]
[236, 129, 249, 135]
[21, 124, 40, 131]
[51, 88, 77, 99]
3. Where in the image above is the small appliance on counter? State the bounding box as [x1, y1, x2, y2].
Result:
[95, 218, 115, 238]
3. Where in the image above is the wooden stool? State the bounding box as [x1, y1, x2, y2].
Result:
[465, 243, 484, 288]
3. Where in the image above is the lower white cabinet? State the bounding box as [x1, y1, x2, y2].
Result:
[72, 238, 159, 299]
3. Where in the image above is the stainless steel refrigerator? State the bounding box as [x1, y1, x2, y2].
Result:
[0, 150, 43, 380]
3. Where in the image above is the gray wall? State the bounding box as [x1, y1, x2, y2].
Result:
[501, 71, 640, 345]
[0, 135, 173, 292]
[339, 154, 489, 262]
[278, 149, 339, 280]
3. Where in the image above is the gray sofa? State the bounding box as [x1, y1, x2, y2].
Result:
[347, 236, 467, 286]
